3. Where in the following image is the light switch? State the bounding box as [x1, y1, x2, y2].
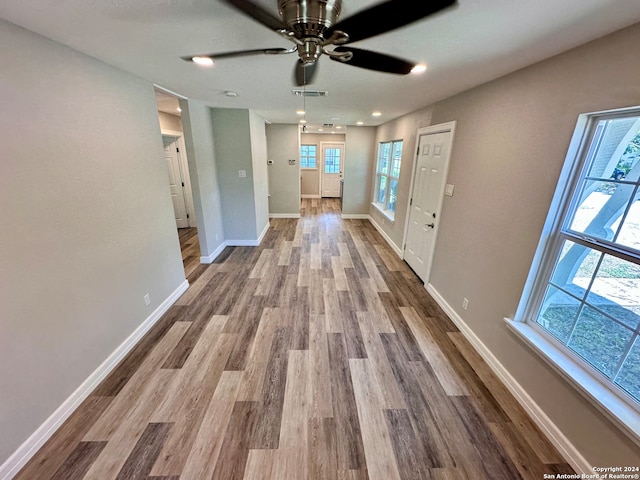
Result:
[444, 184, 454, 197]
[238, 170, 247, 178]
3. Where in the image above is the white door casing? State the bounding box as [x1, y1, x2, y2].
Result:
[163, 135, 189, 228]
[321, 142, 344, 197]
[403, 123, 456, 282]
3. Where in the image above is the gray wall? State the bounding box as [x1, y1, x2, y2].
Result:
[180, 99, 226, 258]
[343, 127, 376, 215]
[0, 19, 186, 463]
[386, 24, 640, 464]
[211, 108, 259, 241]
[266, 124, 301, 216]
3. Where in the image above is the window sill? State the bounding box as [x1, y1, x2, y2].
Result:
[505, 318, 640, 448]
[371, 202, 395, 223]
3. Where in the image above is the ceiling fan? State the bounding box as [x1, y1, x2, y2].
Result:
[182, 0, 457, 86]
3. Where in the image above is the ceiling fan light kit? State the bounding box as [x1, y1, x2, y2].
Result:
[183, 0, 457, 86]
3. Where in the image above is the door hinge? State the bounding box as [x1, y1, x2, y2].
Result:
[410, 198, 413, 206]
[186, 214, 190, 219]
[176, 147, 180, 153]
[417, 146, 420, 155]
[182, 182, 185, 187]
[404, 243, 406, 250]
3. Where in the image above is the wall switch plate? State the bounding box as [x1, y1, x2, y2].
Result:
[445, 184, 455, 197]
[288, 159, 296, 165]
[462, 297, 469, 310]
[238, 170, 247, 178]
[144, 293, 151, 306]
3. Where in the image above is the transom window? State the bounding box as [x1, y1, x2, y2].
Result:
[522, 111, 640, 409]
[374, 140, 403, 216]
[300, 144, 317, 169]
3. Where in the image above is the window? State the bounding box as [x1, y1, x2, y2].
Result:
[324, 147, 341, 174]
[515, 110, 640, 421]
[300, 144, 317, 168]
[374, 140, 403, 217]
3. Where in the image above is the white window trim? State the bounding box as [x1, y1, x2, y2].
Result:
[512, 107, 640, 448]
[374, 140, 403, 217]
[300, 144, 317, 169]
[371, 201, 395, 222]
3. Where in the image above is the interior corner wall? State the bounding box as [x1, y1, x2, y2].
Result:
[249, 111, 270, 235]
[0, 19, 186, 464]
[424, 23, 640, 464]
[343, 127, 376, 215]
[179, 99, 226, 258]
[210, 108, 258, 241]
[369, 108, 433, 247]
[158, 111, 183, 132]
[266, 124, 301, 215]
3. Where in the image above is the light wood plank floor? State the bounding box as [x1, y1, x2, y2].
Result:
[16, 198, 575, 480]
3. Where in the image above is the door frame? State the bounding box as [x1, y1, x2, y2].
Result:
[320, 141, 345, 197]
[161, 129, 197, 228]
[401, 121, 456, 284]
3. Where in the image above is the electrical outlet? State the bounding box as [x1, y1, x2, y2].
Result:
[144, 293, 151, 306]
[462, 297, 469, 311]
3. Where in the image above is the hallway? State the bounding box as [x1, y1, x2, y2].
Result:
[16, 198, 574, 480]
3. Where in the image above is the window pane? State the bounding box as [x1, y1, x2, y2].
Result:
[567, 180, 635, 242]
[389, 178, 398, 212]
[586, 117, 640, 182]
[567, 306, 634, 378]
[550, 241, 600, 298]
[615, 336, 640, 403]
[586, 254, 640, 330]
[324, 148, 340, 174]
[378, 175, 387, 204]
[616, 195, 640, 251]
[537, 285, 581, 342]
[378, 143, 391, 174]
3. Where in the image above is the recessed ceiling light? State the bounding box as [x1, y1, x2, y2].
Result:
[356, 121, 364, 125]
[411, 63, 427, 74]
[192, 56, 214, 67]
[372, 111, 382, 117]
[336, 126, 343, 129]
[299, 119, 307, 123]
[296, 110, 305, 115]
[177, 107, 182, 113]
[224, 90, 239, 97]
[318, 128, 324, 132]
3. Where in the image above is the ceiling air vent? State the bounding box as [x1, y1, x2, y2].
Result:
[292, 89, 329, 97]
[322, 123, 334, 127]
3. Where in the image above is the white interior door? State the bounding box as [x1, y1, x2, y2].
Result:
[163, 136, 189, 228]
[404, 126, 454, 282]
[321, 142, 344, 197]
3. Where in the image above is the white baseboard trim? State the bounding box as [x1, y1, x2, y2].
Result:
[200, 241, 227, 264]
[425, 283, 591, 475]
[269, 213, 301, 219]
[341, 213, 370, 220]
[367, 215, 404, 258]
[0, 280, 189, 480]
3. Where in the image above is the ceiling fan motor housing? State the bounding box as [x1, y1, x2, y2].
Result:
[278, 0, 342, 38]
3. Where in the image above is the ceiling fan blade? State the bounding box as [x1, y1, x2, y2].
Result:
[182, 47, 293, 62]
[222, 0, 289, 31]
[330, 47, 415, 74]
[324, 0, 457, 44]
[295, 60, 318, 86]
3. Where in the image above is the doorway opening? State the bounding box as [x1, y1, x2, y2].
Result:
[154, 87, 200, 277]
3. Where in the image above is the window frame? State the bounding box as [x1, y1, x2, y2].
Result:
[300, 144, 317, 169]
[510, 107, 640, 446]
[374, 139, 403, 219]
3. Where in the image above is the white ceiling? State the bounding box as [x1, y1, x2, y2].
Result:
[3, 1, 640, 129]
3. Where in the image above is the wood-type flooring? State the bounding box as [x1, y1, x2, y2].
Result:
[16, 198, 576, 480]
